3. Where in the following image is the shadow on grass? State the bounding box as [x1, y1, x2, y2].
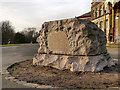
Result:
[0, 44, 25, 47]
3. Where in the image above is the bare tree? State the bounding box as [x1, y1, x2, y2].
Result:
[21, 27, 39, 43]
[0, 21, 15, 44]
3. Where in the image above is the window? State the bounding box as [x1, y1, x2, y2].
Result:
[93, 10, 95, 19]
[96, 8, 99, 17]
[106, 5, 108, 13]
[100, 5, 103, 16]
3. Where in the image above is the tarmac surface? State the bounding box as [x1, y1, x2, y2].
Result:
[1, 44, 39, 89]
[1, 44, 119, 89]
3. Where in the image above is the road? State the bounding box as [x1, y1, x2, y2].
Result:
[1, 44, 119, 88]
[107, 47, 120, 59]
[2, 44, 39, 88]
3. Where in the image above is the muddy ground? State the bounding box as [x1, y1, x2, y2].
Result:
[8, 60, 120, 89]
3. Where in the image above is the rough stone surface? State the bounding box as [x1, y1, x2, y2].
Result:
[33, 18, 115, 72]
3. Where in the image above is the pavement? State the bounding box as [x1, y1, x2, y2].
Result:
[1, 44, 120, 89]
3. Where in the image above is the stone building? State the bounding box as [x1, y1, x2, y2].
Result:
[78, 0, 120, 43]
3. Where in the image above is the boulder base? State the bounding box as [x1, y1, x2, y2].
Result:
[33, 53, 114, 72]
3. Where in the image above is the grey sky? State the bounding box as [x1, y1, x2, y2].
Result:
[0, 0, 92, 32]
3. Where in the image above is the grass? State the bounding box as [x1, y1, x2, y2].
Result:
[0, 44, 25, 47]
[11, 66, 17, 71]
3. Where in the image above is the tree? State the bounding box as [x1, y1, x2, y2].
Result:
[0, 21, 15, 44]
[21, 27, 39, 43]
[14, 32, 26, 44]
[32, 31, 40, 43]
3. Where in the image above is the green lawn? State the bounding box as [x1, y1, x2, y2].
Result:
[0, 44, 25, 47]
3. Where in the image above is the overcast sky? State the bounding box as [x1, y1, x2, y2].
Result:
[0, 0, 92, 32]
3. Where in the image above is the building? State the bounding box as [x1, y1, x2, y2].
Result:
[78, 0, 120, 43]
[77, 11, 92, 21]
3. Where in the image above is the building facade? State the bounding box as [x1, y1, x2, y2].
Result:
[91, 0, 120, 43]
[77, 0, 120, 43]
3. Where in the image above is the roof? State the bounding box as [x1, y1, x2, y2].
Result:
[77, 11, 91, 18]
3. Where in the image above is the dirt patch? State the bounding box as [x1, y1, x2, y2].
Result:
[8, 60, 120, 89]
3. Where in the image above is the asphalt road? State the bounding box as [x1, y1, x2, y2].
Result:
[2, 44, 39, 89]
[1, 44, 120, 88]
[107, 47, 120, 59]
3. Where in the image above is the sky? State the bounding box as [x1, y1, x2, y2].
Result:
[0, 0, 92, 32]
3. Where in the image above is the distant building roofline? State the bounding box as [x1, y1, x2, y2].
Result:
[77, 11, 91, 18]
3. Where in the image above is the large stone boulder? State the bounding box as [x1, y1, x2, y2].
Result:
[33, 18, 115, 72]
